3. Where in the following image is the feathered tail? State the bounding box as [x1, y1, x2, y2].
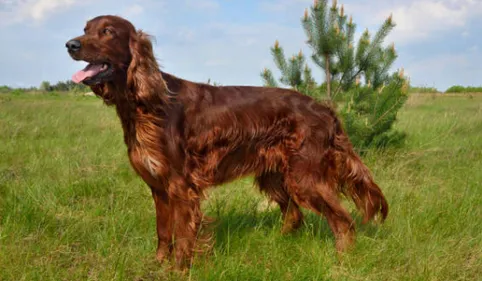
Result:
[331, 113, 389, 223]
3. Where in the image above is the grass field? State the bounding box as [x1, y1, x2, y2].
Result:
[0, 93, 481, 280]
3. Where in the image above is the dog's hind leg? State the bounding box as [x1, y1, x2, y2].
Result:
[315, 180, 355, 252]
[283, 165, 355, 252]
[256, 172, 304, 233]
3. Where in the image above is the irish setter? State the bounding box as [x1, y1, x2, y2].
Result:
[66, 15, 388, 269]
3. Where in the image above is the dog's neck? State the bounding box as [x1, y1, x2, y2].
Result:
[107, 80, 168, 148]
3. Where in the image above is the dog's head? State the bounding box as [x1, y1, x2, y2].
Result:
[66, 15, 158, 104]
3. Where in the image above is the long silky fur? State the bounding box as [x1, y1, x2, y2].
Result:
[69, 15, 389, 269]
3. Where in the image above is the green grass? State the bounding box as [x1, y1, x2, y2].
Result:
[1, 93, 481, 280]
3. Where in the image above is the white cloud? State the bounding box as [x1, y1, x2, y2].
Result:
[184, 0, 219, 11]
[1, 0, 481, 90]
[259, 0, 482, 45]
[469, 45, 478, 52]
[176, 28, 195, 42]
[157, 21, 318, 86]
[0, 0, 82, 25]
[204, 59, 229, 67]
[385, 1, 468, 43]
[122, 4, 144, 18]
[366, 0, 482, 44]
[259, 0, 311, 12]
[27, 0, 76, 20]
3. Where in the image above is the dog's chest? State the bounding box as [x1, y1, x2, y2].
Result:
[127, 121, 169, 188]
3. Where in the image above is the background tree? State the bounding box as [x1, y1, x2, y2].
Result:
[261, 0, 408, 150]
[300, 0, 342, 98]
[39, 81, 52, 92]
[261, 40, 317, 96]
[302, 0, 396, 99]
[0, 85, 11, 93]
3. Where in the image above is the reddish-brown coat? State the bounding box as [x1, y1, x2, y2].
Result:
[68, 15, 388, 269]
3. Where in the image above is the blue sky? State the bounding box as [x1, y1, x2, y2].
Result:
[1, 0, 481, 91]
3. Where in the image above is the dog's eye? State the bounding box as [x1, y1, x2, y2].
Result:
[103, 28, 112, 35]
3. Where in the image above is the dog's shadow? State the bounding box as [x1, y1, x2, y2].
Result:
[203, 206, 388, 254]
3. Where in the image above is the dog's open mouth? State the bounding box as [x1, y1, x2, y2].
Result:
[72, 62, 112, 85]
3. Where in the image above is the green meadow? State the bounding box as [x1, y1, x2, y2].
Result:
[0, 93, 481, 280]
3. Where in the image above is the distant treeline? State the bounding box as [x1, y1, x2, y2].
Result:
[408, 86, 439, 94]
[409, 85, 482, 94]
[0, 80, 90, 94]
[445, 85, 482, 93]
[2, 82, 482, 95]
[38, 80, 90, 93]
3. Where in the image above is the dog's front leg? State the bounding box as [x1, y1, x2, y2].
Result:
[168, 178, 203, 270]
[150, 188, 173, 263]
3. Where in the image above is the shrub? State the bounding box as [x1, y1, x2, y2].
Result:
[10, 89, 25, 96]
[339, 72, 408, 149]
[0, 86, 11, 93]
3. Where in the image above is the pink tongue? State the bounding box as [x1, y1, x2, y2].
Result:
[72, 64, 104, 83]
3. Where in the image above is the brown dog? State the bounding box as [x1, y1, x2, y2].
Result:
[66, 15, 388, 269]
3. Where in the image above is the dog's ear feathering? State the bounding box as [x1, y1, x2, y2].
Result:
[127, 30, 167, 106]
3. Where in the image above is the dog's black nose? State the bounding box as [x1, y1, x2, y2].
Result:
[66, 40, 81, 52]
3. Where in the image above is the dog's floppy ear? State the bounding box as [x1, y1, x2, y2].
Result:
[127, 30, 167, 106]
